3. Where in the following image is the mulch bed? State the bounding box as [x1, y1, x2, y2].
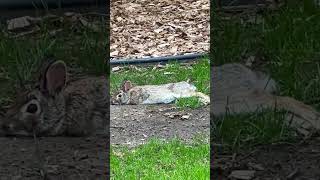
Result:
[111, 0, 209, 59]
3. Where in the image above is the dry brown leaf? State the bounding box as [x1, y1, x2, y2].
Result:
[7, 16, 32, 31]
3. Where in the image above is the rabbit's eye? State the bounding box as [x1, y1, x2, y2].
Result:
[118, 94, 122, 98]
[26, 103, 38, 113]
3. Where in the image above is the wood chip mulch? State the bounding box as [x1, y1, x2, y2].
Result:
[111, 0, 209, 60]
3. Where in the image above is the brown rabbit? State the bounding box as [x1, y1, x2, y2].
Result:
[0, 58, 108, 136]
[212, 63, 320, 135]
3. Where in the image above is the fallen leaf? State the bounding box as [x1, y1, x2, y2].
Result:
[111, 51, 119, 56]
[152, 63, 165, 70]
[181, 114, 190, 120]
[9, 25, 40, 38]
[113, 151, 124, 158]
[64, 12, 75, 17]
[247, 162, 265, 171]
[49, 28, 63, 36]
[228, 170, 255, 180]
[154, 28, 163, 33]
[45, 164, 59, 174]
[170, 46, 178, 54]
[7, 16, 32, 31]
[164, 72, 173, 75]
[112, 66, 122, 72]
[79, 17, 99, 32]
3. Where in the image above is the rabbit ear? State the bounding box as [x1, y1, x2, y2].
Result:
[40, 60, 67, 96]
[121, 80, 133, 92]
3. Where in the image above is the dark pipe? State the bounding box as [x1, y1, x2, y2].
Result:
[0, 0, 105, 9]
[110, 53, 208, 65]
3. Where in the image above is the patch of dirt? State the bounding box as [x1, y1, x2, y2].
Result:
[110, 0, 209, 59]
[0, 136, 109, 179]
[212, 138, 320, 179]
[111, 104, 209, 147]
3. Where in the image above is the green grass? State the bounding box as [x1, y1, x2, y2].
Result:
[176, 96, 203, 109]
[212, 0, 320, 151]
[0, 12, 108, 107]
[110, 59, 210, 108]
[213, 109, 296, 152]
[214, 0, 320, 102]
[111, 139, 209, 180]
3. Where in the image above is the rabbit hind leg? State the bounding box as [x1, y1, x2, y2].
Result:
[193, 92, 210, 106]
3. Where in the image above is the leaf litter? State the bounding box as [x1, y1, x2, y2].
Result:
[110, 0, 209, 59]
[5, 12, 104, 38]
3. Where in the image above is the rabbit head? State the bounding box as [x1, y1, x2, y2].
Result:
[112, 80, 133, 105]
[1, 60, 67, 136]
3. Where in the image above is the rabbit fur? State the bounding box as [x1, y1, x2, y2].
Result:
[0, 58, 108, 137]
[212, 63, 320, 135]
[112, 80, 210, 106]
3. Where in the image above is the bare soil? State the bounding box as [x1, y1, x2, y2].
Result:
[110, 104, 210, 147]
[212, 138, 320, 179]
[0, 136, 109, 179]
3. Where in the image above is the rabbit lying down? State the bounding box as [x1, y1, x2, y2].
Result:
[0, 59, 108, 137]
[111, 80, 210, 106]
[212, 63, 320, 136]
